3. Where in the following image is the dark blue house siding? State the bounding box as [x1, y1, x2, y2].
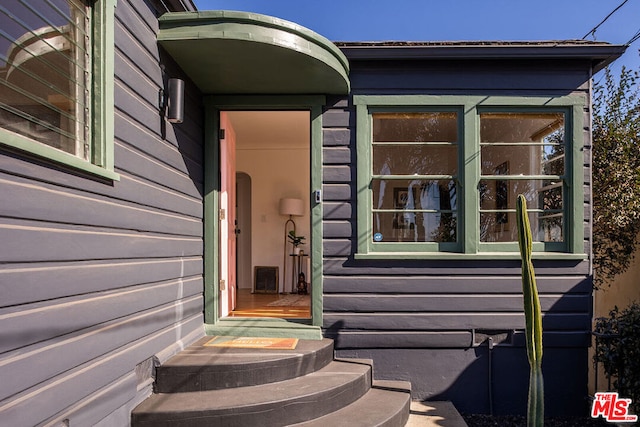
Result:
[322, 57, 594, 416]
[0, 0, 204, 425]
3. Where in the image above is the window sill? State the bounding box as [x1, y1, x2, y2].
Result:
[354, 252, 588, 261]
[1, 134, 120, 181]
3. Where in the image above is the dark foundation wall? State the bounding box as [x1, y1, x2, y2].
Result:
[323, 260, 593, 416]
[0, 0, 203, 425]
[335, 346, 589, 417]
[321, 55, 594, 416]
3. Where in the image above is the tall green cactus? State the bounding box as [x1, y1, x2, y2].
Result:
[516, 195, 544, 427]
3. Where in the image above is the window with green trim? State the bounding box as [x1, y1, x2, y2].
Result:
[370, 110, 460, 251]
[479, 111, 565, 247]
[0, 0, 116, 179]
[355, 95, 584, 257]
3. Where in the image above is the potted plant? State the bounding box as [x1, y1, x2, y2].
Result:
[288, 230, 306, 254]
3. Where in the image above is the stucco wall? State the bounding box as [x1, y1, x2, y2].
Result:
[590, 234, 640, 394]
[594, 245, 640, 319]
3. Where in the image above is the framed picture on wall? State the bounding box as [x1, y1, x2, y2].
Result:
[393, 187, 416, 229]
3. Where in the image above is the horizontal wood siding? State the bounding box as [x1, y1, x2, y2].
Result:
[0, 0, 203, 424]
[324, 294, 590, 313]
[322, 57, 594, 351]
[347, 59, 592, 94]
[322, 58, 595, 413]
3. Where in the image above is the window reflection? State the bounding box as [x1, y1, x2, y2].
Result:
[373, 144, 457, 176]
[373, 112, 457, 143]
[372, 179, 457, 243]
[0, 0, 88, 157]
[479, 112, 565, 243]
[371, 112, 458, 243]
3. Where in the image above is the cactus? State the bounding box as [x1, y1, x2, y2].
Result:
[516, 195, 544, 427]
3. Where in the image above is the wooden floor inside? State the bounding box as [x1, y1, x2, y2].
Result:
[228, 288, 311, 319]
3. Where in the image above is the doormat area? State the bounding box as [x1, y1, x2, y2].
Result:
[204, 336, 299, 350]
[267, 294, 310, 307]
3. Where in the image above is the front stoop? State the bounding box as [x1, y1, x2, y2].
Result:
[131, 337, 411, 427]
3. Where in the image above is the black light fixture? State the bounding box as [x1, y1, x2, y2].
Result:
[159, 78, 185, 124]
[167, 78, 184, 124]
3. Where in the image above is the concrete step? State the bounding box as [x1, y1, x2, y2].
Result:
[406, 401, 469, 427]
[132, 360, 372, 426]
[290, 380, 411, 427]
[132, 337, 413, 427]
[155, 337, 334, 392]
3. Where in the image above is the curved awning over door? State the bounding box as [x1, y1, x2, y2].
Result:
[157, 11, 350, 95]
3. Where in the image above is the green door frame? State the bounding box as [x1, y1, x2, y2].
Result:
[203, 95, 325, 339]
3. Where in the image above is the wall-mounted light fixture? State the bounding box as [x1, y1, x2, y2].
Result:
[167, 78, 184, 123]
[159, 78, 185, 124]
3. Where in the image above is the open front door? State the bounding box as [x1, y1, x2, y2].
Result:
[219, 112, 237, 317]
[204, 104, 323, 334]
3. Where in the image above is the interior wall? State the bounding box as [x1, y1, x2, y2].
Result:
[230, 111, 310, 292]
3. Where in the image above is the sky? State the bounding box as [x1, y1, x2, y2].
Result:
[192, 0, 640, 78]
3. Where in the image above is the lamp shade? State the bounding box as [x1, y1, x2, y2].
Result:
[279, 198, 304, 216]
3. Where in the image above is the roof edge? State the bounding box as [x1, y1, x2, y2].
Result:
[337, 41, 627, 73]
[157, 10, 350, 94]
[159, 10, 349, 73]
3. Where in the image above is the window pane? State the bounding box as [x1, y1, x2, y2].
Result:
[479, 179, 563, 242]
[481, 143, 564, 176]
[373, 112, 458, 143]
[480, 211, 563, 243]
[372, 179, 457, 243]
[0, 0, 89, 157]
[480, 112, 565, 176]
[373, 211, 457, 243]
[371, 112, 459, 245]
[480, 112, 564, 143]
[373, 143, 457, 176]
[479, 112, 565, 244]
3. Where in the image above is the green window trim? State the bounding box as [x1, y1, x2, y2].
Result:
[354, 94, 586, 258]
[0, 0, 118, 181]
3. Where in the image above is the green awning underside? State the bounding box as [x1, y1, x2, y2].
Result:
[158, 11, 350, 95]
